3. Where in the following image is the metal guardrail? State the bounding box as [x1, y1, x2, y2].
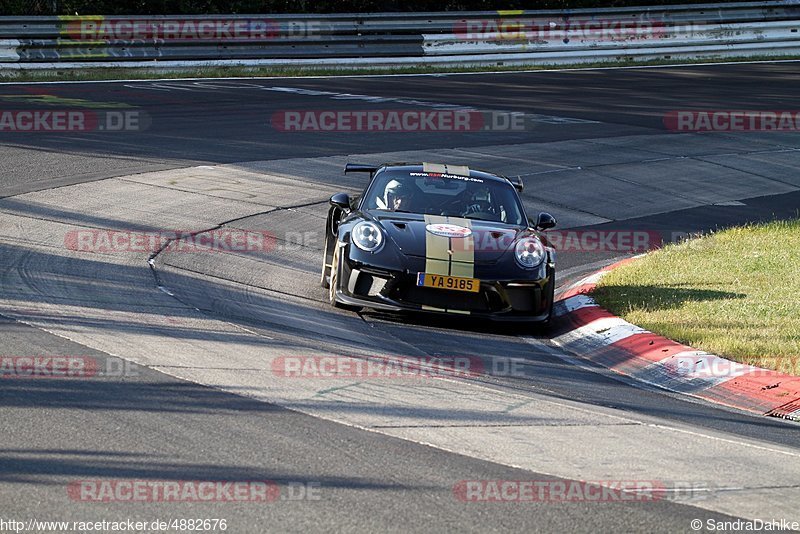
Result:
[0, 1, 798, 69]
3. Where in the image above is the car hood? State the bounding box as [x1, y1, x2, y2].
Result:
[371, 213, 528, 263]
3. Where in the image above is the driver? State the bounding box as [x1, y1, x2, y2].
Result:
[384, 179, 414, 212]
[464, 186, 493, 217]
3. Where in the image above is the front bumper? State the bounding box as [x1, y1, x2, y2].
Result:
[334, 247, 554, 322]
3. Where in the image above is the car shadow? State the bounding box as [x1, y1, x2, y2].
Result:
[359, 309, 540, 337]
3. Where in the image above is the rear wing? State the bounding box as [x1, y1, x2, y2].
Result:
[507, 175, 524, 192]
[344, 163, 379, 174]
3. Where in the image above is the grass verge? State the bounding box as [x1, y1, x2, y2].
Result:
[592, 219, 800, 375]
[1, 54, 799, 83]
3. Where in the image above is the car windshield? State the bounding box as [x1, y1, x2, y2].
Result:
[363, 170, 525, 225]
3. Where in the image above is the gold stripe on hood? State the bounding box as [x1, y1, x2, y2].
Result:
[446, 216, 474, 278]
[422, 215, 476, 316]
[424, 214, 450, 276]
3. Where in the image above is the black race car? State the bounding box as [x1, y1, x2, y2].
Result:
[321, 163, 557, 324]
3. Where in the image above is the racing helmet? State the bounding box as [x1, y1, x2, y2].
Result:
[384, 179, 411, 210]
[471, 183, 491, 202]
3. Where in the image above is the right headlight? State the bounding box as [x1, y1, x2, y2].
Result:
[515, 237, 545, 268]
[352, 221, 384, 252]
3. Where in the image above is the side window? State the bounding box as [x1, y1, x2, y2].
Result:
[361, 171, 388, 210]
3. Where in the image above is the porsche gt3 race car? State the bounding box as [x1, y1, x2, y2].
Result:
[321, 162, 557, 324]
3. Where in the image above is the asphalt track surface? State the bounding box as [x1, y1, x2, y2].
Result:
[1, 62, 800, 533]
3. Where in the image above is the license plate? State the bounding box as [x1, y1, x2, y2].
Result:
[416, 273, 480, 293]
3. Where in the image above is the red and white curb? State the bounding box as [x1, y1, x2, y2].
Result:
[552, 258, 800, 422]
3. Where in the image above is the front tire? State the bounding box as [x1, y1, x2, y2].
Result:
[328, 245, 342, 307]
[532, 276, 556, 334]
[320, 208, 341, 289]
[328, 244, 362, 312]
[320, 233, 333, 289]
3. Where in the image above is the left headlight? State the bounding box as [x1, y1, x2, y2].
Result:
[515, 237, 545, 268]
[352, 221, 384, 252]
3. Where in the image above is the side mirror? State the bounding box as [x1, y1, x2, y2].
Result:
[329, 193, 351, 212]
[535, 212, 556, 230]
[507, 176, 523, 192]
